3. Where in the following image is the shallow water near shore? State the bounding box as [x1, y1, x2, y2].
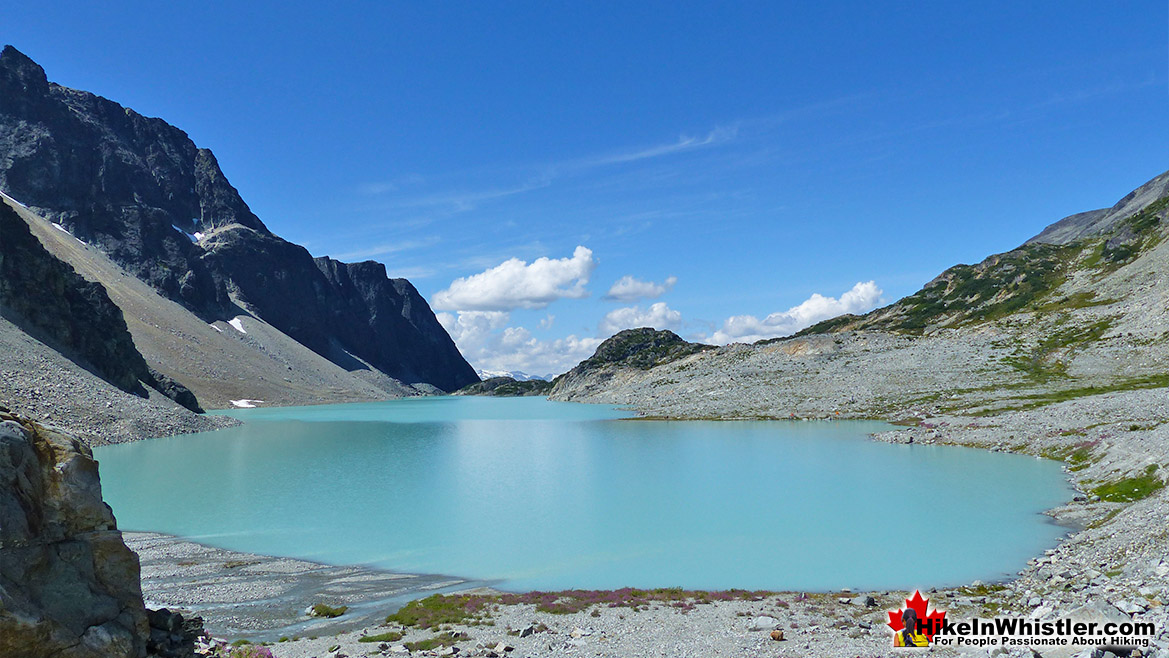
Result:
[95, 396, 1071, 592]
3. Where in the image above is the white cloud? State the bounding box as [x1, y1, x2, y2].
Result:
[441, 311, 602, 377]
[539, 314, 555, 330]
[436, 310, 510, 345]
[599, 302, 683, 335]
[603, 275, 677, 302]
[704, 281, 883, 345]
[432, 246, 597, 311]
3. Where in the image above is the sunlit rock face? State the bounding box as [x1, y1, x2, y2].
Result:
[0, 411, 148, 658]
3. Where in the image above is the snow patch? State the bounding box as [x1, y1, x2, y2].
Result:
[209, 323, 223, 333]
[193, 231, 205, 241]
[50, 221, 87, 245]
[0, 190, 28, 208]
[228, 318, 247, 334]
[172, 224, 198, 243]
[230, 399, 264, 408]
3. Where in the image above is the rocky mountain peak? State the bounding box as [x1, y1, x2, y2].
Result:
[0, 45, 49, 95]
[0, 48, 478, 392]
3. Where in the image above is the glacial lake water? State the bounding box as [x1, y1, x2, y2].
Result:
[94, 396, 1071, 592]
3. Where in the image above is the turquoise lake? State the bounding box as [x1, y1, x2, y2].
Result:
[94, 396, 1071, 591]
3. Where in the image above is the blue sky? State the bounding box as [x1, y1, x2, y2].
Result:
[6, 2, 1167, 375]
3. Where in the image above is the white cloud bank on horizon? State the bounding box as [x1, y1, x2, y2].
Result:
[432, 246, 596, 311]
[703, 281, 883, 345]
[599, 302, 683, 335]
[437, 311, 602, 377]
[603, 275, 677, 302]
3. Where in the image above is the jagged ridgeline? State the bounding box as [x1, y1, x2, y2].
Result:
[0, 45, 477, 393]
[797, 172, 1169, 336]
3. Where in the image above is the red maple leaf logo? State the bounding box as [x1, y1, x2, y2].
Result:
[886, 590, 947, 642]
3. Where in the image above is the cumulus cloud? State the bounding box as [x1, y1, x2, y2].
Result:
[599, 302, 683, 335]
[603, 275, 678, 302]
[440, 311, 603, 377]
[432, 246, 597, 311]
[704, 281, 883, 345]
[436, 310, 510, 345]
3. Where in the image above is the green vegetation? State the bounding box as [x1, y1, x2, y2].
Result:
[309, 603, 349, 618]
[1039, 441, 1099, 471]
[223, 560, 258, 569]
[1086, 196, 1169, 274]
[1086, 507, 1123, 530]
[405, 632, 470, 652]
[387, 588, 772, 629]
[998, 373, 1169, 412]
[1002, 317, 1114, 381]
[1091, 464, 1164, 503]
[958, 582, 1006, 597]
[792, 313, 863, 337]
[387, 594, 495, 629]
[359, 631, 405, 643]
[1032, 291, 1115, 313]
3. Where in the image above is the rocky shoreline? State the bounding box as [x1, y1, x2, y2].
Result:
[126, 533, 479, 641]
[118, 386, 1166, 658]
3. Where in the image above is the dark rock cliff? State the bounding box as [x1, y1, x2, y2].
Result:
[0, 46, 477, 392]
[0, 202, 202, 412]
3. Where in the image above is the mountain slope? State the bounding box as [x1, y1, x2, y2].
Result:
[0, 200, 201, 412]
[0, 45, 476, 393]
[550, 169, 1169, 421]
[3, 193, 436, 410]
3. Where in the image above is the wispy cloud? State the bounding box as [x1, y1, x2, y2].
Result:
[349, 124, 739, 219]
[575, 126, 739, 168]
[362, 177, 554, 212]
[332, 235, 442, 261]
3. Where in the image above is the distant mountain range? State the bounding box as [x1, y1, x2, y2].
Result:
[0, 45, 478, 433]
[475, 369, 550, 382]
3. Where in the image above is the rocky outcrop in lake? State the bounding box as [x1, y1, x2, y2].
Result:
[0, 45, 476, 393]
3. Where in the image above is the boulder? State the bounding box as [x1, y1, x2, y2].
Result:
[1066, 599, 1132, 625]
[0, 412, 148, 657]
[748, 615, 779, 631]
